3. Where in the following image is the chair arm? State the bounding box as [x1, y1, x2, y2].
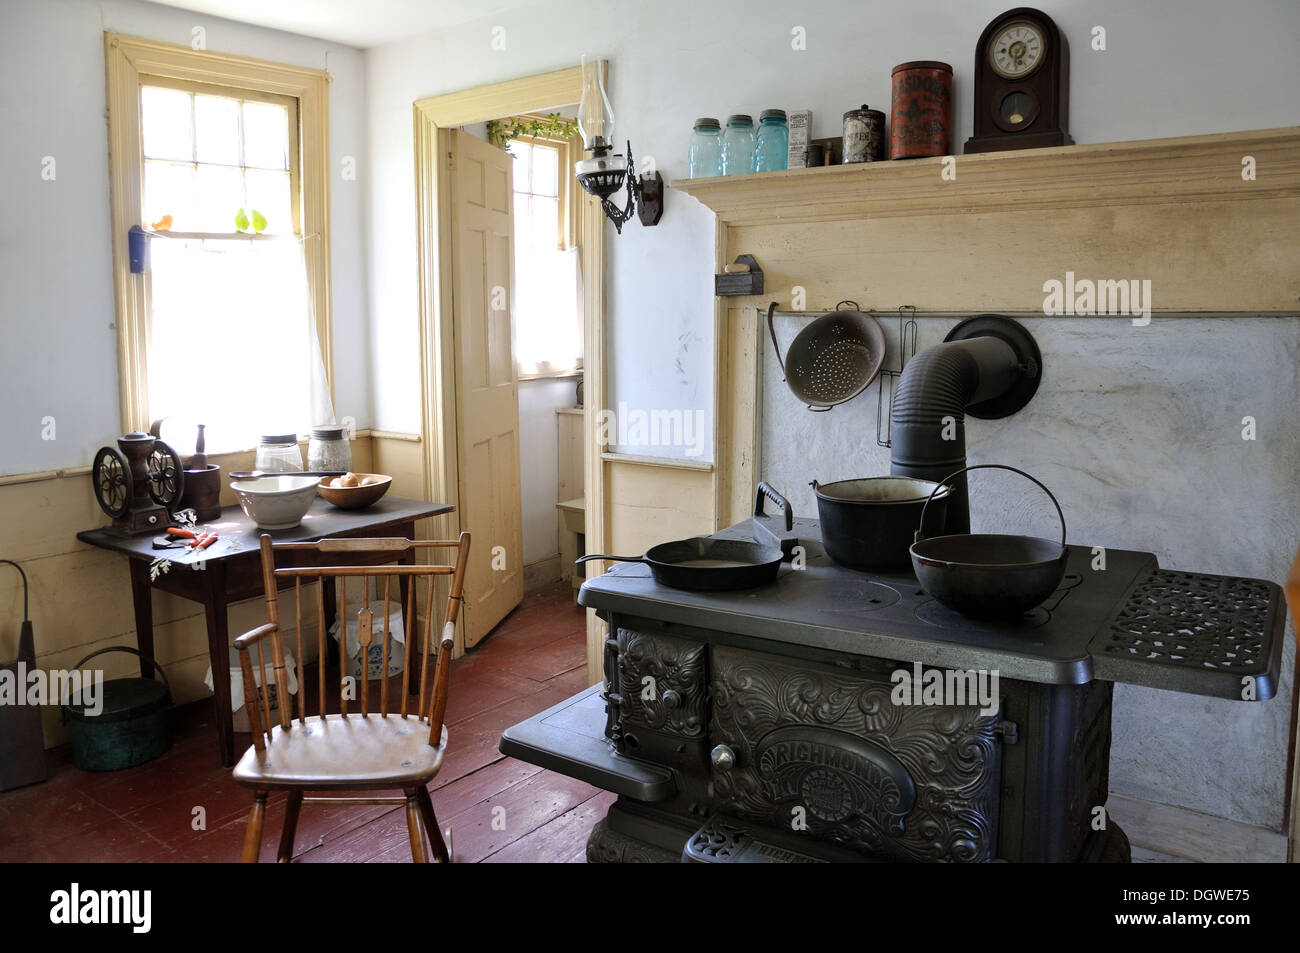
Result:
[234, 622, 279, 652]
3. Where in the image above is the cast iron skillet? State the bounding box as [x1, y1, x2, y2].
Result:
[910, 464, 1068, 619]
[578, 482, 793, 591]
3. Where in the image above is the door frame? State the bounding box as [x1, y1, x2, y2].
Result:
[413, 65, 607, 661]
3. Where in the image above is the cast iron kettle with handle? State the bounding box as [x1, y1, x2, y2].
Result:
[910, 464, 1069, 619]
[577, 482, 794, 591]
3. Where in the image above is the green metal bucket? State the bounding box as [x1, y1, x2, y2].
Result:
[63, 646, 171, 772]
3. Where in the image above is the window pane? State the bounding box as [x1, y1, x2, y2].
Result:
[193, 164, 244, 232]
[243, 100, 290, 170]
[245, 169, 293, 234]
[194, 94, 240, 165]
[511, 141, 530, 193]
[530, 195, 558, 247]
[531, 145, 559, 197]
[144, 160, 196, 230]
[141, 87, 193, 161]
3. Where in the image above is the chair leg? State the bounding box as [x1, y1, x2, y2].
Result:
[278, 791, 304, 863]
[405, 790, 428, 863]
[242, 792, 268, 863]
[416, 785, 451, 863]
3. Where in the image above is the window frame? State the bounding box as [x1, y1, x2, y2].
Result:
[104, 33, 332, 434]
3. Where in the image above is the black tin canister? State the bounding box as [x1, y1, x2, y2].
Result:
[842, 105, 887, 163]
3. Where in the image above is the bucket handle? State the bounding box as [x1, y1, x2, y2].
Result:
[914, 464, 1066, 548]
[70, 646, 172, 703]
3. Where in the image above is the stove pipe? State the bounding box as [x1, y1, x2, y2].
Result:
[889, 319, 1038, 534]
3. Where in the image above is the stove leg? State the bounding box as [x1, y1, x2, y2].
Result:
[586, 818, 680, 863]
[1079, 818, 1131, 863]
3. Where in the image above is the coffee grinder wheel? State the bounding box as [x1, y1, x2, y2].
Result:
[146, 440, 185, 509]
[92, 446, 134, 519]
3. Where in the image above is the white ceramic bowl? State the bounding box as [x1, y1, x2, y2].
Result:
[230, 474, 320, 529]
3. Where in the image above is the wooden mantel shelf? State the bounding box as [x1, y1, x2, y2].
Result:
[672, 127, 1300, 226]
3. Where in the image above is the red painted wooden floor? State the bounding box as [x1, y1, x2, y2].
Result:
[0, 582, 612, 863]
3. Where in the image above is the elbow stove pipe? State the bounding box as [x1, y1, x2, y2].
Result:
[889, 316, 1042, 535]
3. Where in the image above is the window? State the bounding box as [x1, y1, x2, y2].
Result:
[140, 81, 298, 236]
[105, 34, 332, 450]
[508, 136, 582, 378]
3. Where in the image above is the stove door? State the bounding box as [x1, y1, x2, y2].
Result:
[709, 645, 1003, 862]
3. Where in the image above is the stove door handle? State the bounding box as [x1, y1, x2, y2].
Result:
[711, 744, 736, 771]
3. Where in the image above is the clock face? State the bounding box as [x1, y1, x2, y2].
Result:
[988, 20, 1046, 79]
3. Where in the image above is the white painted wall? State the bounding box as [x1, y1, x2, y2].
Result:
[0, 0, 370, 476]
[364, 0, 1299, 829]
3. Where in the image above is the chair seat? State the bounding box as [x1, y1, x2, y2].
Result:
[233, 714, 448, 789]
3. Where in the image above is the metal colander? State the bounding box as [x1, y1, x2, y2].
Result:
[767, 300, 887, 411]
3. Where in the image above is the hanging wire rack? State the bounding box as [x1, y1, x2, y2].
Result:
[875, 305, 918, 448]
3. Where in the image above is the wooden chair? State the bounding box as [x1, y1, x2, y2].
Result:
[231, 531, 470, 863]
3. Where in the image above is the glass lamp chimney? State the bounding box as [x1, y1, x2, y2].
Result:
[577, 55, 613, 151]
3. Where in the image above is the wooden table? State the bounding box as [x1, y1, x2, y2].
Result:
[78, 497, 453, 766]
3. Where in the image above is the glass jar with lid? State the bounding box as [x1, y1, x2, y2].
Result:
[255, 434, 304, 473]
[307, 425, 353, 473]
[689, 117, 723, 178]
[721, 114, 756, 176]
[754, 109, 789, 172]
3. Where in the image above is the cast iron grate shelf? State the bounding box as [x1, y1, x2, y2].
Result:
[1089, 568, 1284, 700]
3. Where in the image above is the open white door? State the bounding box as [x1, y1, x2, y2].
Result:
[450, 129, 524, 647]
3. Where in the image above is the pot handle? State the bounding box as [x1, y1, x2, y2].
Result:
[575, 554, 646, 566]
[754, 481, 793, 531]
[914, 464, 1067, 549]
[69, 645, 172, 703]
[766, 302, 787, 381]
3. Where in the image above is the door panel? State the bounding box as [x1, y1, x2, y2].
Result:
[451, 130, 523, 647]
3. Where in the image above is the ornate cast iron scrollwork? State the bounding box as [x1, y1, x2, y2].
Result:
[617, 628, 708, 739]
[710, 645, 1003, 863]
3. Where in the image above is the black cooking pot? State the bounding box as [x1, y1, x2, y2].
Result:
[811, 476, 949, 571]
[910, 464, 1068, 619]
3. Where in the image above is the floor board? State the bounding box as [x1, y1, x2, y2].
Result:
[0, 582, 600, 864]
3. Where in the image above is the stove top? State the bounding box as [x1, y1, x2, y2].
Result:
[578, 516, 1284, 699]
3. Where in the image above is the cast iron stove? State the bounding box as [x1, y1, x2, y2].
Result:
[500, 514, 1285, 863]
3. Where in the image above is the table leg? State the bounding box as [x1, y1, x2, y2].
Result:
[128, 560, 155, 678]
[202, 561, 236, 767]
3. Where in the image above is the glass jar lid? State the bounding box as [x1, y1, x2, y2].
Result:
[759, 109, 787, 122]
[694, 117, 721, 130]
[311, 425, 346, 440]
[260, 433, 297, 445]
[725, 114, 753, 126]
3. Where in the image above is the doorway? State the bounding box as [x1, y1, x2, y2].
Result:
[412, 67, 606, 664]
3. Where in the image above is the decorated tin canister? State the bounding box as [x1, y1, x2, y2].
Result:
[889, 61, 952, 159]
[842, 105, 887, 163]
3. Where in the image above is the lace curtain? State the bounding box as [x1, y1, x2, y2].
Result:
[147, 235, 334, 452]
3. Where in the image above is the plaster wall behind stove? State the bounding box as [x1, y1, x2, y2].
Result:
[760, 315, 1298, 830]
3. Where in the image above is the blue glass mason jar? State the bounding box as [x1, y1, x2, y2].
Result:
[688, 117, 723, 178]
[754, 109, 789, 172]
[721, 114, 756, 176]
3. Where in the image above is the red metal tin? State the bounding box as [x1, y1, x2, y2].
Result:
[889, 60, 952, 159]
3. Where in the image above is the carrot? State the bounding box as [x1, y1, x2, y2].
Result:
[168, 527, 197, 539]
[193, 533, 218, 551]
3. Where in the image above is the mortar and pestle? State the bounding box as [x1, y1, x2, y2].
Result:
[178, 424, 222, 521]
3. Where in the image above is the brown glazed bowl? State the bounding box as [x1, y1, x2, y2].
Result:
[316, 473, 392, 509]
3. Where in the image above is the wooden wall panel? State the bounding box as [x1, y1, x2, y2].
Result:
[605, 459, 713, 557]
[0, 435, 382, 746]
